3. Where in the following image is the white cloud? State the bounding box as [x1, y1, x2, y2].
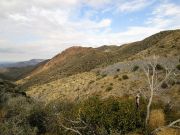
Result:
[0, 0, 179, 61]
[146, 1, 180, 29]
[116, 0, 154, 12]
[9, 13, 30, 22]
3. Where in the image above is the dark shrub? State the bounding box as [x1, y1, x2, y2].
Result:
[89, 80, 95, 84]
[159, 45, 164, 48]
[156, 64, 164, 70]
[113, 75, 118, 79]
[176, 64, 180, 70]
[171, 45, 176, 48]
[28, 109, 47, 134]
[106, 86, 113, 92]
[161, 82, 168, 89]
[101, 74, 107, 78]
[176, 81, 180, 85]
[122, 75, 129, 80]
[96, 71, 100, 76]
[116, 69, 120, 72]
[132, 65, 139, 72]
[168, 80, 175, 86]
[118, 78, 122, 81]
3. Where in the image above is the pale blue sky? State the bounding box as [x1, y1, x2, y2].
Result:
[0, 0, 180, 62]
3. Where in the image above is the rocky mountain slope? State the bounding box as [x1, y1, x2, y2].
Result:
[19, 30, 180, 89]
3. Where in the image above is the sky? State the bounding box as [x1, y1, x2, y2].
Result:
[0, 0, 180, 62]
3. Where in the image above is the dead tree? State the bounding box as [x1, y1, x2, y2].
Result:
[142, 55, 173, 126]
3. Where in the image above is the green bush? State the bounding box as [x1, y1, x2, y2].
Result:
[79, 96, 146, 134]
[0, 96, 38, 135]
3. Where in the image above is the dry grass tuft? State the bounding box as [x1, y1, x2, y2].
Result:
[149, 109, 165, 130]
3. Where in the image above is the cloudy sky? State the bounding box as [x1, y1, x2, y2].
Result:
[0, 0, 180, 62]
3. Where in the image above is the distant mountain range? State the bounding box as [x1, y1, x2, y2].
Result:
[0, 59, 45, 80]
[0, 59, 45, 68]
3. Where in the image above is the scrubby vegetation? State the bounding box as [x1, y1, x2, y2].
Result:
[176, 64, 180, 70]
[155, 64, 164, 70]
[106, 86, 113, 92]
[132, 65, 139, 72]
[0, 78, 180, 135]
[122, 75, 129, 80]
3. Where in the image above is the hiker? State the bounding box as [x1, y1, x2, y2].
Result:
[136, 93, 140, 109]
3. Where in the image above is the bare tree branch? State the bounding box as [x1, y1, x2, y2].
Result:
[142, 55, 174, 126]
[60, 124, 83, 135]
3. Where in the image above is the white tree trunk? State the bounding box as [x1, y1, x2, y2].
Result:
[145, 88, 153, 126]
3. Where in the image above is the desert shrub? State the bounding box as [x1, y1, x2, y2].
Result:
[176, 64, 180, 70]
[156, 64, 164, 70]
[89, 80, 95, 84]
[171, 45, 176, 48]
[28, 108, 47, 134]
[132, 66, 139, 72]
[122, 75, 129, 80]
[176, 81, 180, 85]
[116, 69, 120, 72]
[159, 45, 164, 48]
[106, 86, 113, 92]
[79, 96, 146, 134]
[96, 71, 100, 76]
[149, 109, 165, 130]
[113, 75, 119, 79]
[126, 132, 143, 135]
[168, 79, 175, 86]
[156, 128, 179, 135]
[42, 101, 77, 135]
[102, 74, 107, 78]
[118, 78, 122, 81]
[0, 96, 38, 135]
[161, 82, 168, 89]
[164, 102, 180, 123]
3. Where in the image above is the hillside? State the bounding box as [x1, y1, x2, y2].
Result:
[18, 29, 180, 89]
[0, 59, 45, 81]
